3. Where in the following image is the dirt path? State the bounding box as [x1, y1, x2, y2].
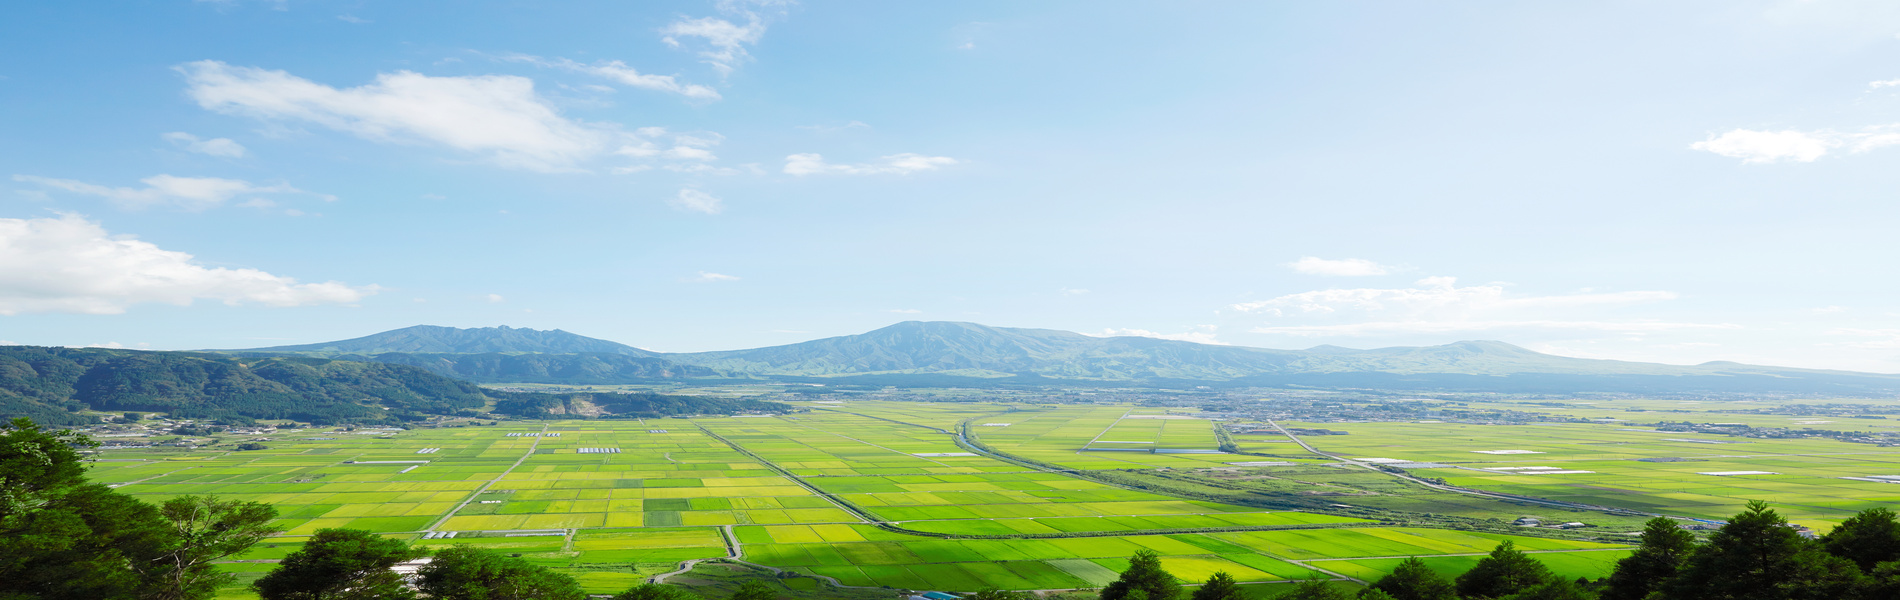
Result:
[423, 424, 548, 533]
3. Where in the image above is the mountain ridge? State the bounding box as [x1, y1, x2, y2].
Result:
[210, 321, 1900, 393]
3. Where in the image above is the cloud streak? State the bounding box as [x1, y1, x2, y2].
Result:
[179, 60, 615, 172]
[783, 153, 958, 176]
[14, 174, 327, 211]
[502, 54, 720, 100]
[162, 132, 248, 157]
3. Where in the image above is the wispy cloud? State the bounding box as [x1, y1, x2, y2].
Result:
[179, 60, 618, 172]
[1692, 126, 1900, 163]
[687, 271, 739, 283]
[669, 189, 724, 214]
[14, 173, 328, 211]
[0, 214, 375, 315]
[501, 54, 719, 100]
[663, 16, 767, 76]
[1288, 257, 1391, 277]
[783, 153, 957, 176]
[1090, 326, 1226, 345]
[162, 132, 248, 158]
[1234, 276, 1717, 338]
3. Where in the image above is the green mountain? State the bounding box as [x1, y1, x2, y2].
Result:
[234, 325, 651, 356]
[222, 321, 1900, 394]
[0, 346, 783, 425]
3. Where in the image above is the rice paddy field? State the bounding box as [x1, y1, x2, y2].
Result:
[1268, 418, 1900, 528]
[90, 403, 1649, 596]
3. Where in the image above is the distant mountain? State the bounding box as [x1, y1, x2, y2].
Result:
[220, 322, 1900, 394]
[233, 325, 651, 356]
[0, 346, 785, 425]
[346, 352, 718, 383]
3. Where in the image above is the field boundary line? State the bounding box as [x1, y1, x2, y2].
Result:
[422, 424, 548, 533]
[1266, 420, 1666, 520]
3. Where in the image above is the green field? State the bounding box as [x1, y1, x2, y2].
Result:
[95, 403, 1656, 596]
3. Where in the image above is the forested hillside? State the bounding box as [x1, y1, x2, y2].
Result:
[332, 351, 718, 383]
[0, 346, 785, 425]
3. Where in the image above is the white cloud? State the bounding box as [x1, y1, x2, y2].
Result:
[1691, 127, 1900, 163]
[1288, 257, 1391, 277]
[663, 16, 767, 76]
[669, 189, 724, 214]
[14, 174, 327, 211]
[1691, 129, 1836, 163]
[501, 55, 719, 100]
[1090, 326, 1226, 346]
[614, 129, 727, 171]
[1872, 79, 1900, 89]
[0, 214, 375, 315]
[162, 132, 248, 158]
[179, 60, 614, 172]
[337, 14, 370, 24]
[688, 271, 740, 282]
[1233, 276, 1709, 338]
[485, 293, 505, 303]
[783, 153, 958, 176]
[1253, 320, 1736, 337]
[1234, 277, 1676, 315]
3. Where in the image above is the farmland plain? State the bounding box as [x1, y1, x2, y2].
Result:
[90, 401, 1687, 597]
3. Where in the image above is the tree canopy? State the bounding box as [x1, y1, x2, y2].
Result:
[253, 528, 427, 600]
[1102, 550, 1183, 600]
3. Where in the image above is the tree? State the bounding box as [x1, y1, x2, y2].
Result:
[141, 495, 282, 600]
[1821, 506, 1900, 572]
[1665, 500, 1866, 600]
[1367, 557, 1456, 600]
[1355, 590, 1396, 600]
[417, 545, 585, 600]
[615, 583, 702, 600]
[1193, 572, 1248, 600]
[1102, 550, 1182, 600]
[253, 528, 427, 600]
[0, 418, 174, 600]
[1456, 541, 1553, 599]
[1499, 579, 1591, 600]
[1274, 578, 1351, 600]
[1602, 517, 1697, 600]
[969, 589, 1034, 600]
[729, 580, 777, 600]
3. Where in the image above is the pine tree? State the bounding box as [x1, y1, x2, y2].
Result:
[1102, 550, 1183, 600]
[1454, 541, 1553, 599]
[1368, 557, 1456, 600]
[1192, 572, 1248, 600]
[1665, 500, 1867, 600]
[1602, 517, 1697, 600]
[1820, 506, 1900, 572]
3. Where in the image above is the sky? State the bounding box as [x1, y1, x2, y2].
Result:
[6, 1, 1900, 372]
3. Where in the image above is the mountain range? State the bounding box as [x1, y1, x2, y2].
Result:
[216, 322, 1900, 394]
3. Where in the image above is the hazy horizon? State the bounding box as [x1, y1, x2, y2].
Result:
[6, 1, 1900, 372]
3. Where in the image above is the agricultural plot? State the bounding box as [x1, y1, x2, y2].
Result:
[1277, 420, 1900, 526]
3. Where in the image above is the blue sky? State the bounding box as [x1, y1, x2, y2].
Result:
[6, 0, 1900, 371]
